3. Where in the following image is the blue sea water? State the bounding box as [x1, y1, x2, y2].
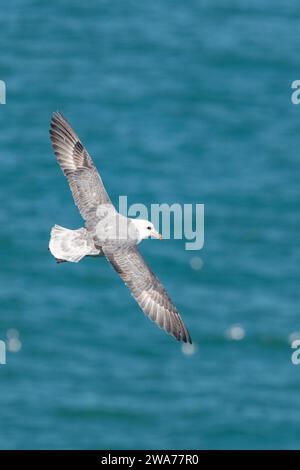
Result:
[1, 0, 300, 450]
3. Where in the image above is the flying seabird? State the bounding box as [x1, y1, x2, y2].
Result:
[49, 112, 192, 344]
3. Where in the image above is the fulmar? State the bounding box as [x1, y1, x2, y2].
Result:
[49, 112, 192, 344]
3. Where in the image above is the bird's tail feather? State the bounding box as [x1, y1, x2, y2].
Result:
[49, 225, 97, 263]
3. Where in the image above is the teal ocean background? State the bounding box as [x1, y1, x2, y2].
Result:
[1, 0, 300, 450]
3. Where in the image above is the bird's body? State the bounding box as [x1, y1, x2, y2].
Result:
[49, 112, 192, 344]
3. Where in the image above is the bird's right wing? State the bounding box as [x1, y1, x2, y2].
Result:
[103, 244, 192, 343]
[50, 112, 113, 229]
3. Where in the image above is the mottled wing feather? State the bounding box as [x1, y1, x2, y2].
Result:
[103, 244, 192, 343]
[50, 112, 112, 228]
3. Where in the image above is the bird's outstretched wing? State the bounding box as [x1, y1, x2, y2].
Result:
[103, 244, 192, 343]
[50, 112, 113, 229]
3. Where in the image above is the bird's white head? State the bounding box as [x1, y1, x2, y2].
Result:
[130, 219, 162, 242]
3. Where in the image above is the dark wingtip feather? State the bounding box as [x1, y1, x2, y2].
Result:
[51, 111, 62, 125]
[177, 326, 192, 344]
[184, 329, 193, 344]
[50, 111, 71, 134]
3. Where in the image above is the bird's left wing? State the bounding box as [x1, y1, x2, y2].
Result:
[102, 244, 192, 343]
[50, 112, 113, 229]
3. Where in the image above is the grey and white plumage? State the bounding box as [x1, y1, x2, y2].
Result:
[49, 112, 192, 344]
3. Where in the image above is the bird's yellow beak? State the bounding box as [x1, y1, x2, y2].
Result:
[152, 230, 163, 240]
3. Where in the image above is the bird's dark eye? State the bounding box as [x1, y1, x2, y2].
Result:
[147, 226, 151, 230]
